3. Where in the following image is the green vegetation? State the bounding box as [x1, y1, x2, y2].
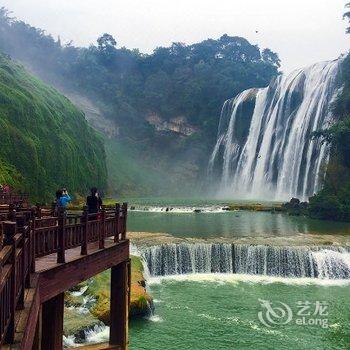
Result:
[306, 3, 350, 221]
[0, 8, 280, 196]
[308, 48, 350, 219]
[64, 308, 100, 340]
[0, 53, 107, 201]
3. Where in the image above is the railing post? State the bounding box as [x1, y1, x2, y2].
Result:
[114, 203, 120, 243]
[81, 206, 88, 255]
[3, 221, 17, 344]
[122, 202, 128, 240]
[8, 204, 16, 221]
[0, 222, 3, 253]
[30, 207, 36, 273]
[109, 260, 130, 347]
[57, 208, 66, 264]
[99, 206, 106, 249]
[36, 204, 42, 219]
[16, 216, 26, 309]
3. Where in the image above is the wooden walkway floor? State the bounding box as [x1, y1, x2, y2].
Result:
[36, 238, 120, 272]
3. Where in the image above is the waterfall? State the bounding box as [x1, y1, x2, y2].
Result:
[141, 243, 350, 280]
[209, 59, 342, 201]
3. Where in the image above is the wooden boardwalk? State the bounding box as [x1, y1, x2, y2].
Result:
[36, 238, 119, 272]
[0, 203, 130, 350]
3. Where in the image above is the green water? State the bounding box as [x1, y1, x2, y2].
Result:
[128, 211, 350, 238]
[126, 198, 350, 238]
[130, 277, 350, 350]
[126, 198, 350, 349]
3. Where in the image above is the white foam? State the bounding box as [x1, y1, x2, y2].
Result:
[146, 315, 163, 322]
[63, 335, 79, 348]
[85, 325, 109, 344]
[71, 285, 88, 297]
[130, 205, 228, 214]
[148, 273, 350, 287]
[312, 249, 350, 279]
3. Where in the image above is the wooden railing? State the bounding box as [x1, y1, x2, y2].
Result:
[0, 203, 128, 346]
[0, 192, 29, 206]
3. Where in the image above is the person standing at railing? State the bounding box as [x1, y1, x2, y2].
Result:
[58, 188, 72, 209]
[86, 187, 103, 219]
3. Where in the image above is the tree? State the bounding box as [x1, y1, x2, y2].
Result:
[262, 48, 281, 68]
[97, 33, 117, 51]
[344, 2, 350, 33]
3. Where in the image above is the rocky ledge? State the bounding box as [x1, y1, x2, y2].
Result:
[64, 256, 153, 341]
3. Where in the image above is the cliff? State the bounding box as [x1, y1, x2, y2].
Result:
[0, 53, 107, 201]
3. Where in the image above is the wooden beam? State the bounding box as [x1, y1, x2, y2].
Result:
[14, 275, 40, 350]
[39, 240, 129, 303]
[109, 260, 130, 348]
[41, 293, 64, 350]
[32, 309, 42, 350]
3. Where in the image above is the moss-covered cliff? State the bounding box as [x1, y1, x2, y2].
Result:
[0, 53, 107, 201]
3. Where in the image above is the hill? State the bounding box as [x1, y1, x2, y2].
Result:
[0, 53, 107, 201]
[0, 8, 280, 196]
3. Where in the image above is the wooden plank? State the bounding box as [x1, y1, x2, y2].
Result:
[13, 275, 40, 350]
[41, 293, 64, 350]
[109, 260, 129, 348]
[0, 246, 13, 265]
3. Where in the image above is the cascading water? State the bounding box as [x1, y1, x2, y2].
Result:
[141, 243, 350, 279]
[209, 59, 342, 200]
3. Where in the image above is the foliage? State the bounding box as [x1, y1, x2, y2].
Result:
[0, 8, 280, 196]
[307, 3, 350, 221]
[0, 53, 107, 202]
[344, 2, 350, 34]
[309, 57, 350, 220]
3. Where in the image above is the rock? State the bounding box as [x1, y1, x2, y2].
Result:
[63, 307, 101, 343]
[282, 198, 308, 216]
[290, 197, 301, 206]
[90, 256, 153, 324]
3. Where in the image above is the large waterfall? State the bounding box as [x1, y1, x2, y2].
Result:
[209, 59, 342, 200]
[141, 243, 350, 280]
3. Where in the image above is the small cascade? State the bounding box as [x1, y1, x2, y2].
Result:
[209, 59, 342, 200]
[141, 243, 350, 280]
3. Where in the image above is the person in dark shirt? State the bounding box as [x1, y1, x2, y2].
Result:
[86, 187, 103, 215]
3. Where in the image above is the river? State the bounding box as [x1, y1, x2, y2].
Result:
[83, 198, 350, 349]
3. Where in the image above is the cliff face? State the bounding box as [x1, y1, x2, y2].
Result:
[0, 53, 107, 201]
[146, 114, 198, 136]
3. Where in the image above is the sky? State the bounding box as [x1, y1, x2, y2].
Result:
[1, 0, 349, 73]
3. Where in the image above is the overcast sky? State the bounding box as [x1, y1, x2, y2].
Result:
[1, 0, 349, 73]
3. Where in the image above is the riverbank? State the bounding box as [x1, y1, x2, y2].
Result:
[128, 231, 350, 247]
[66, 198, 284, 213]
